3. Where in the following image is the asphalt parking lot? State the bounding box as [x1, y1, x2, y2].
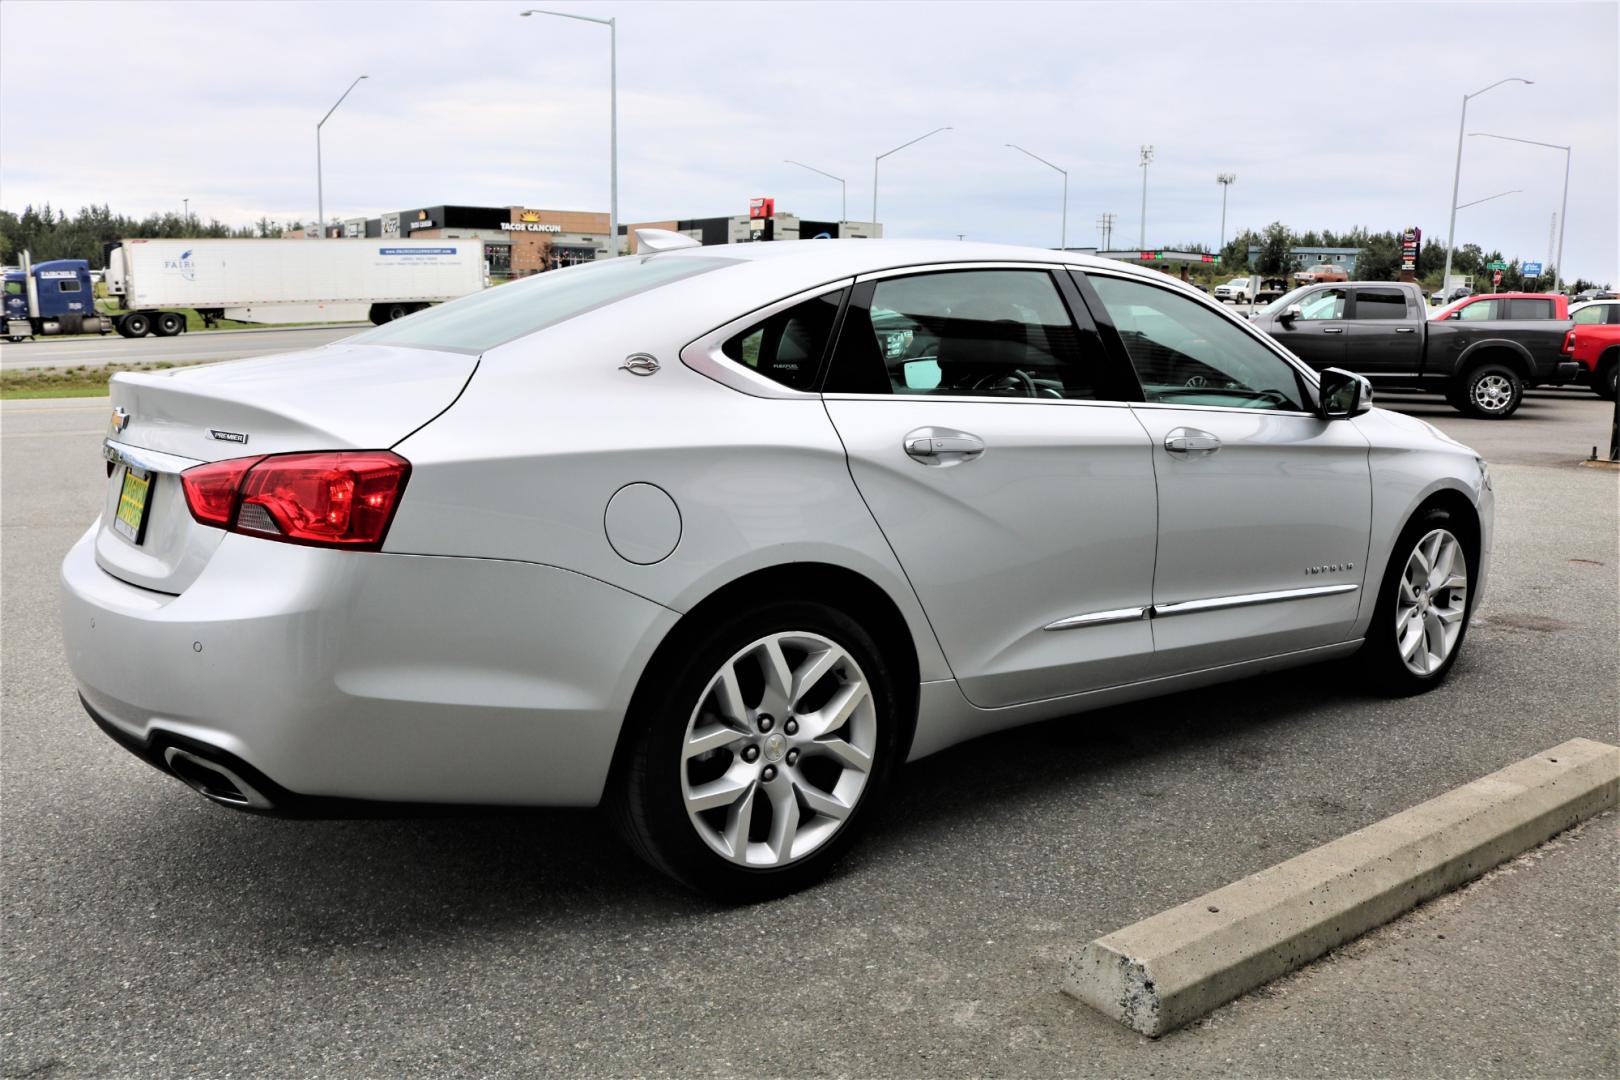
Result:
[2, 389, 1616, 1078]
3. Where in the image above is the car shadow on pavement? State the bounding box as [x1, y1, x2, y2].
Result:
[93, 658, 1377, 948]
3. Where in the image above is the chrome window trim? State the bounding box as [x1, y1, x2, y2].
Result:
[853, 260, 1070, 283]
[1128, 401, 1319, 419]
[1073, 266, 1325, 392]
[103, 439, 201, 474]
[821, 392, 1133, 408]
[1153, 582, 1358, 617]
[1043, 606, 1149, 631]
[678, 277, 855, 400]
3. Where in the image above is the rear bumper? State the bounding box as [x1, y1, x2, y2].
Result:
[1540, 360, 1585, 385]
[60, 522, 678, 808]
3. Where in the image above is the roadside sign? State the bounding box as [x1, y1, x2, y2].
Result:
[1522, 261, 1543, 276]
[1493, 270, 1503, 286]
[1486, 260, 1508, 270]
[1401, 227, 1421, 273]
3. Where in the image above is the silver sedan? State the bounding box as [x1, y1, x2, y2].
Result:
[61, 236, 1492, 899]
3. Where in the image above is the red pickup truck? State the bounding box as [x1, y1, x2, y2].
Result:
[1561, 323, 1620, 399]
[1431, 292, 1570, 321]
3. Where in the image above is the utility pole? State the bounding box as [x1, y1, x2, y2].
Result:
[1216, 173, 1235, 251]
[1441, 77, 1533, 294]
[1097, 212, 1116, 250]
[1138, 146, 1154, 248]
[1547, 212, 1557, 273]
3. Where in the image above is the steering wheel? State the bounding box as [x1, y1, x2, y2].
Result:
[971, 368, 1038, 397]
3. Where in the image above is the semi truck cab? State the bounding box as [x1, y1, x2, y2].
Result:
[4, 257, 112, 341]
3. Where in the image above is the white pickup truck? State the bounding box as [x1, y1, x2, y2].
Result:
[1213, 277, 1252, 303]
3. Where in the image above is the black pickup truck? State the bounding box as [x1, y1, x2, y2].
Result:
[1248, 280, 1580, 418]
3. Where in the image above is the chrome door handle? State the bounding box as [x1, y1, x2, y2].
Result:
[1322, 327, 1345, 334]
[1164, 427, 1221, 455]
[1395, 327, 1416, 333]
[904, 428, 984, 463]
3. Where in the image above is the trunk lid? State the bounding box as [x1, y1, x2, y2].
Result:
[96, 341, 475, 594]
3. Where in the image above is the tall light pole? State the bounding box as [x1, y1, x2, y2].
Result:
[1138, 145, 1154, 248]
[1441, 77, 1532, 292]
[873, 126, 951, 229]
[1006, 143, 1068, 250]
[1216, 173, 1235, 251]
[1468, 131, 1571, 290]
[784, 159, 847, 224]
[182, 198, 190, 234]
[317, 74, 368, 240]
[522, 9, 617, 256]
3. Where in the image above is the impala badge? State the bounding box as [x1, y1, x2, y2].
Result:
[109, 406, 130, 435]
[1306, 563, 1354, 575]
[208, 429, 249, 445]
[619, 353, 660, 377]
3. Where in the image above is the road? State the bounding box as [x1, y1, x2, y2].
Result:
[1, 392, 1615, 1078]
[0, 323, 366, 371]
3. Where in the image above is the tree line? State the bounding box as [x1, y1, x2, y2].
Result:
[1218, 223, 1606, 294]
[0, 204, 307, 269]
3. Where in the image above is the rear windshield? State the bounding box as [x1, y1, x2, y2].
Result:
[350, 254, 734, 354]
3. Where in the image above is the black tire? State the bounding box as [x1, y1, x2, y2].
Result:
[1593, 354, 1618, 401]
[610, 599, 902, 901]
[153, 312, 184, 337]
[120, 313, 152, 338]
[1449, 362, 1523, 419]
[1358, 506, 1474, 696]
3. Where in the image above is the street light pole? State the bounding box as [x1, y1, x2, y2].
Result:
[1216, 173, 1235, 251]
[1467, 131, 1571, 290]
[1006, 143, 1068, 250]
[316, 74, 368, 240]
[1441, 77, 1532, 293]
[873, 126, 951, 230]
[1138, 145, 1154, 248]
[522, 9, 618, 256]
[784, 160, 847, 224]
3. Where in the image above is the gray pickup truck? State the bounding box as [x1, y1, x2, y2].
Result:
[1248, 280, 1581, 418]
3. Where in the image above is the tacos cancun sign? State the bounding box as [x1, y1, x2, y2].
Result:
[501, 221, 562, 233]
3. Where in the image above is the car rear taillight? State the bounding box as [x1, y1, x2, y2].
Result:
[180, 451, 410, 550]
[1562, 329, 1576, 354]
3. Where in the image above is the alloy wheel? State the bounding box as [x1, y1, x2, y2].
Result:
[680, 631, 876, 868]
[1471, 373, 1514, 414]
[1395, 529, 1468, 676]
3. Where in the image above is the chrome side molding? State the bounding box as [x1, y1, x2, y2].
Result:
[1044, 607, 1149, 631]
[1043, 583, 1357, 631]
[1153, 582, 1358, 617]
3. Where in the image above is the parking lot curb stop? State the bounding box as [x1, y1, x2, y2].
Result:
[1062, 737, 1620, 1037]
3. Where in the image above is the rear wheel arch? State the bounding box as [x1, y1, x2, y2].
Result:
[1457, 344, 1531, 383]
[606, 562, 922, 797]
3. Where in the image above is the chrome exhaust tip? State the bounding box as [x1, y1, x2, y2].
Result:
[162, 746, 275, 811]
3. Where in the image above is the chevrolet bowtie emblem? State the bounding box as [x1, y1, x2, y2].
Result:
[110, 406, 130, 435]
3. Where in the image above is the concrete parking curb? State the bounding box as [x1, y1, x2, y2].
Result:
[1063, 737, 1620, 1037]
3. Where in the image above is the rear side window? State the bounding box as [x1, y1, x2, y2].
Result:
[350, 254, 735, 354]
[1572, 305, 1605, 324]
[1504, 298, 1553, 319]
[1353, 288, 1407, 319]
[826, 269, 1104, 399]
[720, 291, 844, 391]
[57, 279, 83, 293]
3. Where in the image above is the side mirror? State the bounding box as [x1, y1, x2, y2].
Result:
[1279, 303, 1303, 324]
[1319, 367, 1373, 420]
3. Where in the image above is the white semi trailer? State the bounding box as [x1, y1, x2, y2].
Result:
[102, 237, 487, 337]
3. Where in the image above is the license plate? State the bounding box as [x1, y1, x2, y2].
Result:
[113, 465, 153, 544]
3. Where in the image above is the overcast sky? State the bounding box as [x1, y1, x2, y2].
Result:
[2, 0, 1616, 280]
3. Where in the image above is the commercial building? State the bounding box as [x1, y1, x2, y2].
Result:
[313, 202, 882, 274]
[1245, 245, 1362, 271]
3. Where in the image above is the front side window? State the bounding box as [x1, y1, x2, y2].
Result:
[57, 279, 83, 293]
[1085, 273, 1307, 411]
[1458, 300, 1498, 320]
[1352, 287, 1407, 319]
[831, 269, 1102, 399]
[720, 291, 843, 391]
[1296, 288, 1347, 320]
